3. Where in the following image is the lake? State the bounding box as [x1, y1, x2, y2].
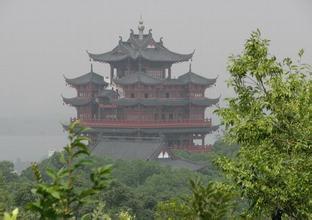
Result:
[0, 135, 67, 162]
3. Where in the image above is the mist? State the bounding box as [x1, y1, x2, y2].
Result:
[0, 0, 311, 161]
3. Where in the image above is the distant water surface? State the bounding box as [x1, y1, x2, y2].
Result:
[0, 135, 67, 162]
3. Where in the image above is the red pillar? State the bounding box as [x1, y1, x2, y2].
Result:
[168, 67, 171, 79]
[202, 134, 205, 146]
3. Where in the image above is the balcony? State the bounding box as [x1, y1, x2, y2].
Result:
[76, 118, 212, 129]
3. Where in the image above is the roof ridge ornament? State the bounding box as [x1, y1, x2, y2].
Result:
[159, 37, 163, 45]
[189, 59, 192, 72]
[138, 15, 145, 40]
[90, 63, 93, 72]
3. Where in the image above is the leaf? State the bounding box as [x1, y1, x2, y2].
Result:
[46, 168, 57, 180]
[298, 48, 304, 58]
[28, 120, 112, 219]
[73, 149, 90, 158]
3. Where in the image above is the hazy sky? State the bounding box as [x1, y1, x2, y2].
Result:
[1, 0, 311, 121]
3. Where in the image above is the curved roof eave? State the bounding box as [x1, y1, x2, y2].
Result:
[87, 44, 194, 64]
[62, 96, 93, 106]
[190, 97, 220, 107]
[87, 50, 129, 63]
[140, 48, 194, 63]
[113, 72, 162, 86]
[64, 75, 107, 86]
[178, 71, 217, 86]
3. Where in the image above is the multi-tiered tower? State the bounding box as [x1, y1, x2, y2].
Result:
[63, 20, 219, 169]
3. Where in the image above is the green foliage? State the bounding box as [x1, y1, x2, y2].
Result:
[155, 180, 234, 220]
[13, 150, 215, 219]
[27, 120, 112, 219]
[137, 169, 200, 201]
[99, 181, 142, 217]
[3, 208, 18, 220]
[81, 202, 111, 220]
[174, 150, 213, 162]
[0, 161, 18, 182]
[0, 119, 238, 219]
[0, 172, 14, 215]
[99, 164, 204, 219]
[81, 202, 136, 220]
[174, 141, 240, 178]
[216, 30, 312, 219]
[112, 159, 164, 187]
[155, 199, 192, 220]
[210, 140, 240, 158]
[189, 180, 234, 219]
[118, 210, 135, 220]
[174, 140, 239, 163]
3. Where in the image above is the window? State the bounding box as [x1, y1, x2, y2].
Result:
[166, 93, 170, 98]
[144, 93, 148, 98]
[161, 114, 166, 120]
[130, 93, 135, 98]
[169, 113, 173, 120]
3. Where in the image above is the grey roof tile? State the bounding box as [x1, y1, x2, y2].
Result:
[178, 71, 217, 86]
[88, 32, 193, 63]
[92, 139, 162, 160]
[65, 71, 107, 86]
[114, 71, 216, 87]
[62, 96, 93, 106]
[98, 89, 119, 99]
[114, 72, 162, 85]
[91, 138, 206, 170]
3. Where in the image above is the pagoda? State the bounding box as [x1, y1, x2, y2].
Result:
[63, 19, 219, 169]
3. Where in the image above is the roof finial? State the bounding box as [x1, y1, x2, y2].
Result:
[138, 15, 145, 40]
[159, 37, 163, 45]
[90, 63, 93, 72]
[189, 59, 192, 72]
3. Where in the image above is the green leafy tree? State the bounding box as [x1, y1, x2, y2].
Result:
[112, 160, 164, 187]
[99, 181, 141, 216]
[215, 30, 312, 219]
[155, 180, 234, 220]
[0, 161, 18, 182]
[138, 169, 200, 201]
[81, 202, 111, 220]
[188, 180, 234, 220]
[0, 175, 14, 215]
[155, 198, 192, 220]
[27, 120, 112, 219]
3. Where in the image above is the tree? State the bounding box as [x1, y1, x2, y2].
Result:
[215, 30, 312, 219]
[27, 120, 112, 219]
[0, 175, 13, 216]
[155, 180, 234, 220]
[0, 161, 18, 182]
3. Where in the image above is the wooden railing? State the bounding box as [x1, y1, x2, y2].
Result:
[74, 118, 212, 129]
